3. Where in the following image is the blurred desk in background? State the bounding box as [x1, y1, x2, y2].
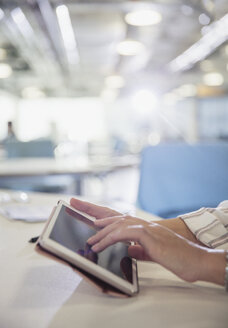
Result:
[0, 189, 227, 328]
[0, 155, 139, 195]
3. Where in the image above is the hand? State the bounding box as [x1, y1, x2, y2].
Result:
[70, 198, 121, 219]
[87, 215, 215, 283]
[71, 198, 226, 286]
[70, 198, 201, 245]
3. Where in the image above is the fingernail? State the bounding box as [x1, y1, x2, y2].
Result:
[87, 237, 92, 244]
[91, 244, 98, 252]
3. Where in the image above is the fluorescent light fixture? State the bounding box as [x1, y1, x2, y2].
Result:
[0, 8, 4, 20]
[169, 13, 228, 72]
[0, 63, 12, 78]
[105, 75, 125, 89]
[199, 13, 211, 25]
[117, 40, 145, 56]
[56, 5, 79, 64]
[203, 72, 224, 86]
[11, 7, 34, 38]
[125, 10, 162, 26]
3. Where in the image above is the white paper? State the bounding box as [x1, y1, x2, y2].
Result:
[0, 203, 52, 222]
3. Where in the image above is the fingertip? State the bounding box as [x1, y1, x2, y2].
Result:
[70, 198, 85, 209]
[87, 237, 93, 245]
[93, 219, 103, 225]
[91, 244, 99, 252]
[70, 198, 77, 205]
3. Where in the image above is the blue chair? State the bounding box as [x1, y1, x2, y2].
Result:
[1, 139, 75, 194]
[5, 139, 55, 158]
[137, 142, 228, 218]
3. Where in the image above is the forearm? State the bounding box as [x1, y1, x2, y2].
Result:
[154, 219, 226, 285]
[154, 218, 203, 246]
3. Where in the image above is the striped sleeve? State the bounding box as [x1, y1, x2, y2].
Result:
[179, 201, 228, 250]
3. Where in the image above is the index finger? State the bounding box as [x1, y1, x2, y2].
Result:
[70, 198, 120, 219]
[93, 216, 125, 228]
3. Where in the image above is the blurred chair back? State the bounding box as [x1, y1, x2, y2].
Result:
[137, 142, 228, 218]
[5, 139, 54, 158]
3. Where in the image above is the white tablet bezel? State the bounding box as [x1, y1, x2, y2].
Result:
[38, 200, 139, 296]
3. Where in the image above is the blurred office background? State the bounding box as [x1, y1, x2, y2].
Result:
[0, 0, 228, 217]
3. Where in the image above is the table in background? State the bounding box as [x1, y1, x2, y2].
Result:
[0, 190, 227, 328]
[0, 155, 139, 195]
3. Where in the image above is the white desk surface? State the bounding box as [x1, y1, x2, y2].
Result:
[0, 155, 139, 176]
[0, 191, 227, 328]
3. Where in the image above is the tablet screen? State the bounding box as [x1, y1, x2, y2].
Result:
[49, 205, 133, 283]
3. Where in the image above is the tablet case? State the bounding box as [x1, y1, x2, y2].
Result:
[35, 207, 129, 298]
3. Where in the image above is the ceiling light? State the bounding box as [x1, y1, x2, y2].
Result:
[117, 40, 145, 56]
[0, 64, 12, 78]
[56, 5, 79, 64]
[199, 13, 211, 25]
[105, 75, 125, 89]
[169, 13, 228, 72]
[125, 10, 162, 26]
[203, 72, 224, 86]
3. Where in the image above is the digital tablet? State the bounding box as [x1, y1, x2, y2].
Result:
[38, 200, 139, 296]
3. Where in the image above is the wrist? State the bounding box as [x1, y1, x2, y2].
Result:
[155, 218, 203, 246]
[225, 251, 228, 292]
[198, 248, 226, 286]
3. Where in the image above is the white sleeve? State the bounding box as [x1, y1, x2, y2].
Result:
[179, 201, 228, 249]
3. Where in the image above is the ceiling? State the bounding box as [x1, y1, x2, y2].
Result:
[0, 0, 227, 99]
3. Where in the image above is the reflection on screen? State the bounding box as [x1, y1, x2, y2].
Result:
[49, 205, 132, 283]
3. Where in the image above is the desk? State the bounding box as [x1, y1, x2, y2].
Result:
[0, 191, 227, 328]
[0, 156, 139, 176]
[0, 155, 139, 194]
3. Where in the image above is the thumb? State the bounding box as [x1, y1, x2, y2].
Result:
[128, 245, 150, 261]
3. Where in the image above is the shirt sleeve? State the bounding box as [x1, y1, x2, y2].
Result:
[179, 201, 228, 249]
